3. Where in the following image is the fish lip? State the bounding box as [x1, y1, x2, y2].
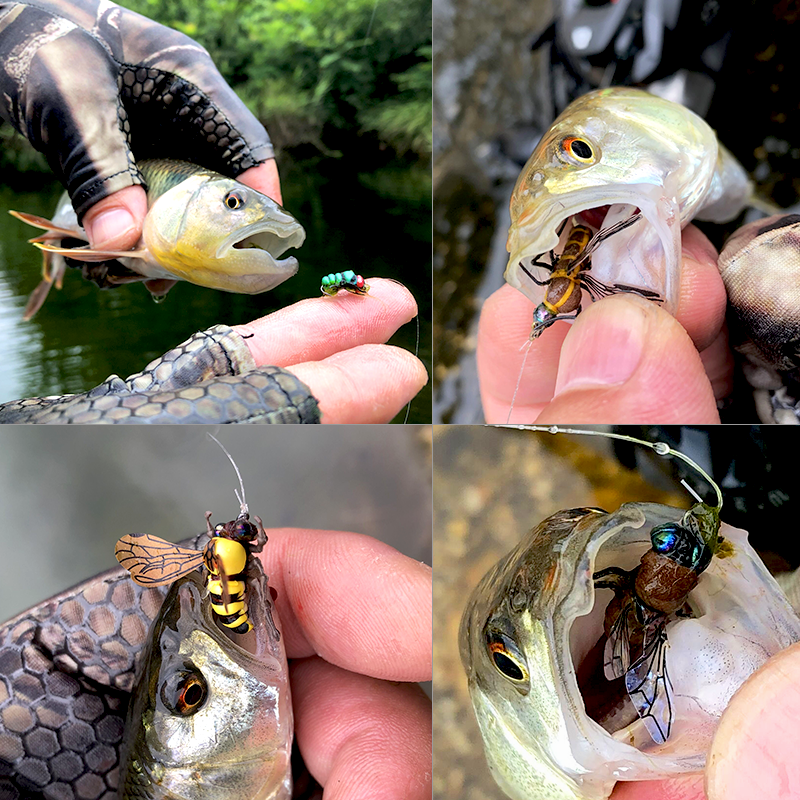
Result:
[215, 219, 306, 261]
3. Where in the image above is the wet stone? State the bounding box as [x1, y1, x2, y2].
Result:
[15, 757, 49, 787]
[2, 705, 33, 733]
[50, 751, 83, 782]
[23, 728, 58, 759]
[73, 695, 103, 723]
[87, 608, 115, 638]
[59, 721, 94, 753]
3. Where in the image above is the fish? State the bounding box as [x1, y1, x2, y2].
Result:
[119, 555, 293, 799]
[505, 87, 754, 322]
[10, 159, 306, 319]
[460, 427, 800, 800]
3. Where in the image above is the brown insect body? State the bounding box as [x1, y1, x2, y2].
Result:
[541, 224, 593, 315]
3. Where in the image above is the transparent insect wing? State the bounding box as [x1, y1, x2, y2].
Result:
[624, 617, 674, 745]
[603, 601, 634, 680]
[114, 534, 205, 586]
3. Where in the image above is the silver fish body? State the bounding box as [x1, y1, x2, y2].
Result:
[120, 562, 292, 799]
[505, 88, 751, 315]
[461, 502, 800, 800]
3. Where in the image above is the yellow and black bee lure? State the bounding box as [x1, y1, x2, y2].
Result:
[115, 436, 265, 635]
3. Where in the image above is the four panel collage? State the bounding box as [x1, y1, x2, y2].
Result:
[0, 1, 797, 799]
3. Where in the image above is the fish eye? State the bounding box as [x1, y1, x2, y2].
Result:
[160, 668, 208, 716]
[225, 190, 245, 210]
[485, 629, 529, 687]
[560, 137, 594, 163]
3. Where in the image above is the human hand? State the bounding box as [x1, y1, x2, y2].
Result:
[0, 0, 281, 251]
[610, 640, 800, 800]
[235, 278, 427, 424]
[259, 528, 432, 800]
[477, 225, 731, 424]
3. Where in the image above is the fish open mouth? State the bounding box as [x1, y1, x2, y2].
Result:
[506, 188, 682, 316]
[217, 220, 306, 263]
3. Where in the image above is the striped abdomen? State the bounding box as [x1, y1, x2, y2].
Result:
[204, 538, 253, 634]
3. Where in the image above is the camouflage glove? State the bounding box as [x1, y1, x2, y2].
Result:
[0, 325, 321, 423]
[0, 0, 273, 221]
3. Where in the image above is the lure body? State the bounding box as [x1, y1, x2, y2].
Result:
[320, 269, 369, 296]
[115, 510, 266, 634]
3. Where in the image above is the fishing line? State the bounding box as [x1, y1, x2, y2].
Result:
[494, 424, 723, 510]
[208, 433, 249, 515]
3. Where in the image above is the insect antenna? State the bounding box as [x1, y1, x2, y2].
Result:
[208, 433, 248, 516]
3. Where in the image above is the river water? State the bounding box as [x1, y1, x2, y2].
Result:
[0, 156, 431, 422]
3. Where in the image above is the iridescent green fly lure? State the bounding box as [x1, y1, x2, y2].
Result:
[320, 270, 370, 296]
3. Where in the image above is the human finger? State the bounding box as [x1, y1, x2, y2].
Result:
[292, 657, 431, 800]
[478, 284, 566, 423]
[537, 293, 720, 423]
[234, 278, 418, 366]
[238, 161, 282, 204]
[610, 775, 705, 800]
[82, 185, 148, 250]
[259, 528, 431, 682]
[290, 344, 427, 424]
[706, 641, 800, 800]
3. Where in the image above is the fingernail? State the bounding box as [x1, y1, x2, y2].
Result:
[554, 300, 648, 396]
[88, 208, 136, 248]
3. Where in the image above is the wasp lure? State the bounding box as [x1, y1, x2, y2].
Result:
[115, 437, 266, 635]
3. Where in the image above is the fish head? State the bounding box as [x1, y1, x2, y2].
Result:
[121, 569, 292, 800]
[143, 175, 306, 294]
[461, 501, 800, 800]
[505, 88, 724, 314]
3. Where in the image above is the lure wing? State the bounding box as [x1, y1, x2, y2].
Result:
[603, 600, 634, 680]
[115, 534, 205, 586]
[624, 618, 673, 744]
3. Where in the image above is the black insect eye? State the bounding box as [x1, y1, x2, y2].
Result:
[651, 523, 681, 554]
[160, 668, 207, 716]
[561, 137, 594, 161]
[225, 191, 245, 210]
[485, 629, 529, 686]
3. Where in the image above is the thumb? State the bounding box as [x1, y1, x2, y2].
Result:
[706, 641, 800, 800]
[82, 185, 148, 250]
[537, 293, 719, 423]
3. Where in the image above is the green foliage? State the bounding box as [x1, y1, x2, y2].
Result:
[122, 0, 431, 156]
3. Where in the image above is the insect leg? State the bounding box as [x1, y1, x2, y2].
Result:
[205, 511, 214, 536]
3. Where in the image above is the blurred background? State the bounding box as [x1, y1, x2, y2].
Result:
[433, 424, 800, 799]
[0, 0, 432, 422]
[433, 0, 800, 422]
[0, 425, 432, 622]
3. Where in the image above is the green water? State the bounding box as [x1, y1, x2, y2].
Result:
[0, 157, 431, 422]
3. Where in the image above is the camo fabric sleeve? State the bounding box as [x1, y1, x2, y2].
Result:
[0, 325, 322, 423]
[0, 0, 274, 221]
